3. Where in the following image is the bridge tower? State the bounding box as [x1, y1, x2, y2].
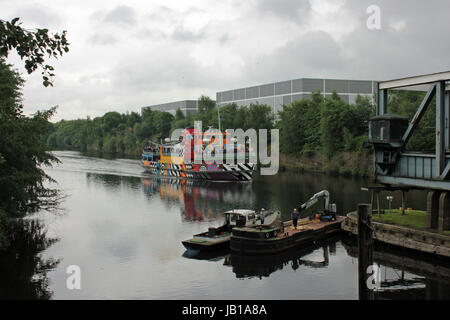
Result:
[366, 71, 450, 231]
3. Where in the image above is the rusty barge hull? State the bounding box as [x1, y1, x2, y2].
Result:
[230, 217, 345, 255]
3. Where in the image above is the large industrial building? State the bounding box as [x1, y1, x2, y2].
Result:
[141, 100, 198, 116]
[216, 78, 377, 114]
[141, 77, 376, 117]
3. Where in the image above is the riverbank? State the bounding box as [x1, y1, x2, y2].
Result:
[342, 211, 450, 258]
[279, 151, 373, 177]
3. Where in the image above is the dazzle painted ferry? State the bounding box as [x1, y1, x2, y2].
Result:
[141, 128, 256, 181]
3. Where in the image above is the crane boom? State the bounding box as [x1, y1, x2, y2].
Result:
[300, 190, 330, 211]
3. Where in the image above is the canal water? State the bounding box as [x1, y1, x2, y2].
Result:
[1, 151, 449, 299]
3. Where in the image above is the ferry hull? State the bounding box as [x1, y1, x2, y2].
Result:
[141, 161, 255, 181]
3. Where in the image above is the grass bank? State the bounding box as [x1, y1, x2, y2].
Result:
[373, 209, 450, 235]
[279, 151, 373, 177]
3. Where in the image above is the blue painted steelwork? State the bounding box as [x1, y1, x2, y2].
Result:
[368, 72, 450, 191]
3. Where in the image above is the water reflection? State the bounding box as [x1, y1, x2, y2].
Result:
[183, 235, 341, 280]
[0, 219, 60, 300]
[142, 177, 255, 222]
[341, 237, 450, 300]
[228, 238, 338, 279]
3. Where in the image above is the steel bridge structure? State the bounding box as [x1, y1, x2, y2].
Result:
[368, 71, 450, 231]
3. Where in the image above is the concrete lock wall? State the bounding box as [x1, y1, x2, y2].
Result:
[342, 212, 450, 258]
[439, 192, 450, 231]
[427, 191, 440, 229]
[427, 190, 450, 232]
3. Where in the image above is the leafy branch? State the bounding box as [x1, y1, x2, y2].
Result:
[0, 17, 69, 87]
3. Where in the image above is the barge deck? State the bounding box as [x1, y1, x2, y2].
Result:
[230, 216, 345, 255]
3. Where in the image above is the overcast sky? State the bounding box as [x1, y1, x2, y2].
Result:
[3, 0, 450, 121]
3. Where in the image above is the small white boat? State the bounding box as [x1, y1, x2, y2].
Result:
[182, 209, 280, 251]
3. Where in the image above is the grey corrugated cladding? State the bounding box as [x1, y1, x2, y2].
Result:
[302, 78, 324, 92]
[325, 79, 348, 93]
[245, 86, 260, 99]
[260, 83, 275, 97]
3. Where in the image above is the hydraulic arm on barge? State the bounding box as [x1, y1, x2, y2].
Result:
[300, 190, 337, 221]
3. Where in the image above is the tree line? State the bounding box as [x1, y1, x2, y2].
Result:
[44, 89, 435, 160]
[43, 95, 276, 154]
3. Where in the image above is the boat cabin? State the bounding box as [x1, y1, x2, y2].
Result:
[224, 209, 258, 227]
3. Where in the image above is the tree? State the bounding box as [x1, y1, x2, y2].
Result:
[0, 60, 60, 249]
[278, 99, 321, 155]
[244, 103, 274, 131]
[0, 18, 69, 250]
[0, 17, 69, 86]
[102, 112, 122, 133]
[197, 95, 215, 113]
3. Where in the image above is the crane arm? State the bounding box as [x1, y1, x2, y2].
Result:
[300, 190, 330, 211]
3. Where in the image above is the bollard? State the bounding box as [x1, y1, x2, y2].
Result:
[358, 203, 374, 300]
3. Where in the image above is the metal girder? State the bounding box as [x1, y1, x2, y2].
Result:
[377, 87, 388, 115]
[446, 91, 450, 151]
[379, 70, 450, 90]
[436, 81, 446, 176]
[441, 162, 450, 180]
[377, 175, 450, 191]
[401, 83, 436, 145]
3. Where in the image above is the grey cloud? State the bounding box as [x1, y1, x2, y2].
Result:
[243, 31, 346, 83]
[338, 0, 450, 80]
[12, 3, 63, 28]
[245, 0, 450, 83]
[88, 33, 118, 45]
[145, 5, 175, 21]
[109, 46, 230, 96]
[133, 28, 168, 41]
[171, 26, 205, 42]
[103, 5, 137, 26]
[255, 0, 311, 22]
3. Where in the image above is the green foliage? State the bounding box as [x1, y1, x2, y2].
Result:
[0, 60, 59, 219]
[0, 18, 69, 86]
[277, 92, 321, 155]
[389, 90, 435, 151]
[277, 91, 373, 158]
[0, 19, 69, 251]
[244, 103, 274, 131]
[197, 95, 215, 113]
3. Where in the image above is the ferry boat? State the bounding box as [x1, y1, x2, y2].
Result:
[141, 128, 256, 181]
[182, 209, 281, 252]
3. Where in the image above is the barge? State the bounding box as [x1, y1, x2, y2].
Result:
[230, 189, 344, 255]
[182, 209, 280, 252]
[230, 216, 345, 255]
